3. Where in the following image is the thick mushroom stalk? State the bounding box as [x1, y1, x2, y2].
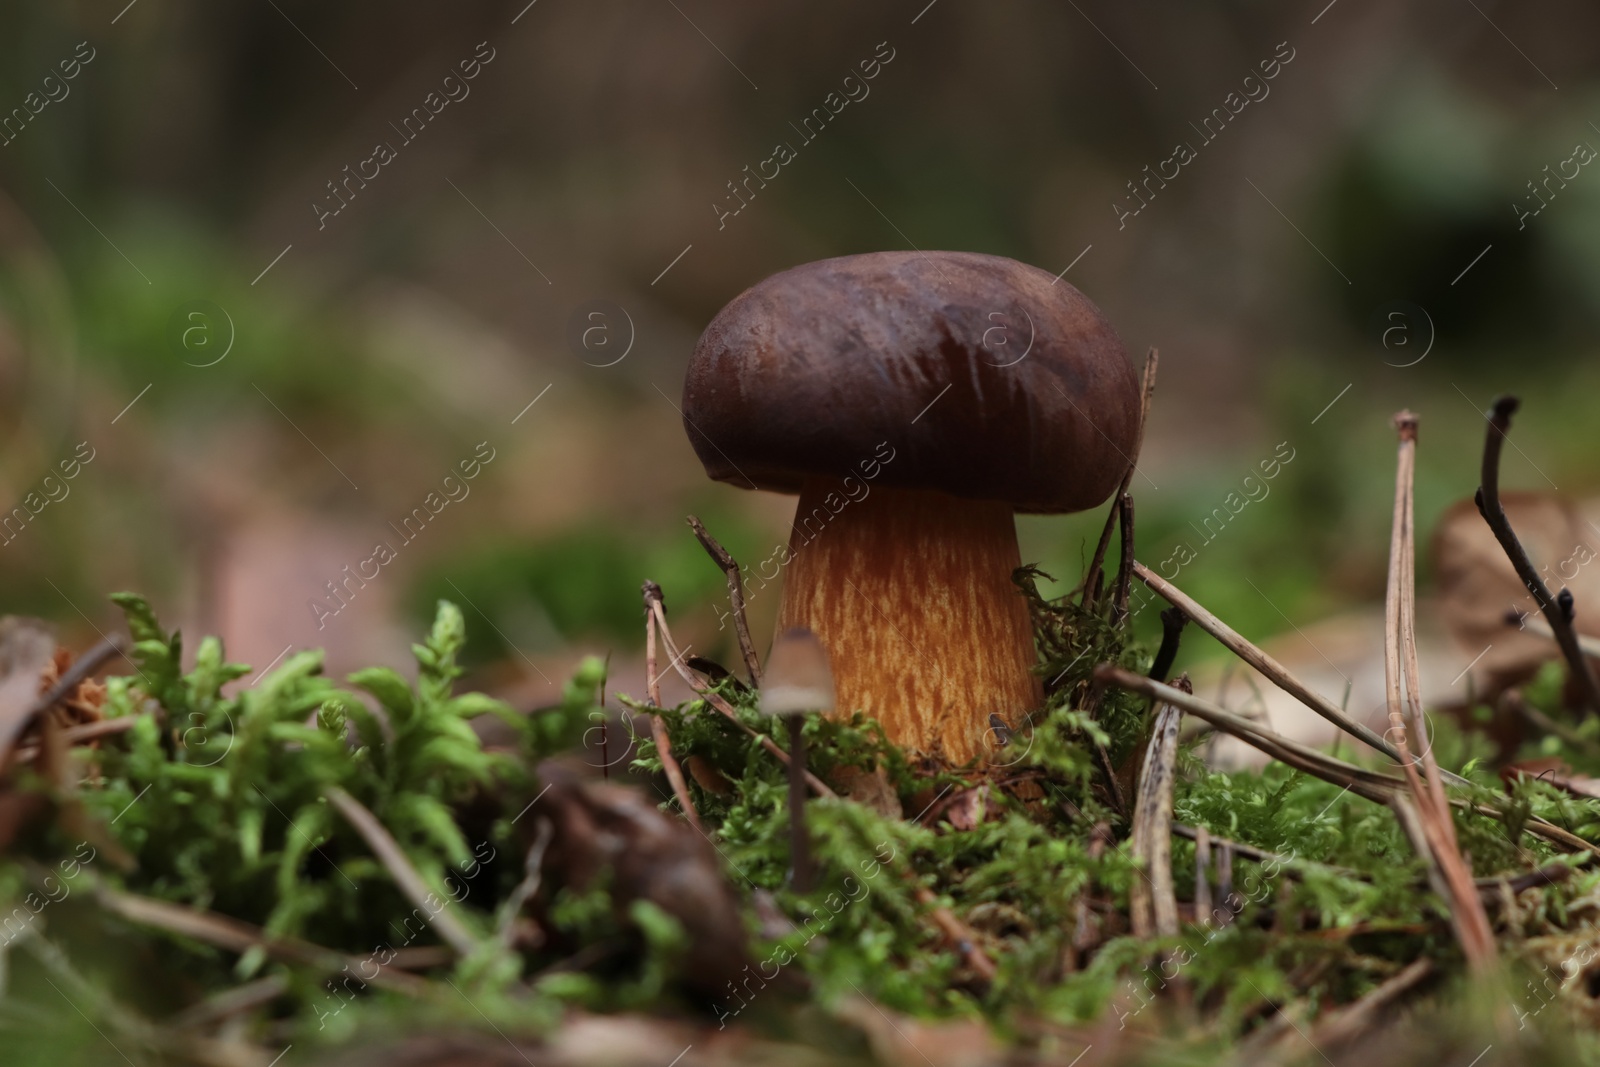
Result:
[776, 479, 1041, 764]
[682, 251, 1140, 770]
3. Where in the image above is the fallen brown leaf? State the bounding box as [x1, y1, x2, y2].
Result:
[1433, 491, 1600, 695]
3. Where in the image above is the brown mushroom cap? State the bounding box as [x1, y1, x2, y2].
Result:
[682, 250, 1140, 514]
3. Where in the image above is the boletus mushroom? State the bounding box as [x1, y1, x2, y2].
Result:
[682, 250, 1140, 766]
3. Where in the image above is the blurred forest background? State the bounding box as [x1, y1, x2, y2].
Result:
[3, 0, 1600, 713]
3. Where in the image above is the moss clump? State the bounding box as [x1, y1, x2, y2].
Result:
[4, 583, 1600, 1065]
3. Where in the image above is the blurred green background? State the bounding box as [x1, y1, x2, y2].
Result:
[3, 0, 1600, 698]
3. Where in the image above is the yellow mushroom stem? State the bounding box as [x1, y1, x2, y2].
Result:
[774, 477, 1043, 765]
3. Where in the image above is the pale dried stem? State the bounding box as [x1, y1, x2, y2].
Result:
[641, 582, 703, 832]
[1096, 665, 1585, 852]
[1306, 957, 1433, 1050]
[326, 787, 482, 957]
[1129, 699, 1181, 938]
[687, 514, 763, 685]
[645, 593, 836, 799]
[1083, 348, 1157, 606]
[1384, 413, 1496, 973]
[1133, 561, 1469, 785]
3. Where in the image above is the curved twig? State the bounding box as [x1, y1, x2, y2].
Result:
[1476, 395, 1600, 714]
[686, 515, 763, 685]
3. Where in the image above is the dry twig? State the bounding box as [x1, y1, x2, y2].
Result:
[325, 787, 482, 957]
[1111, 494, 1137, 625]
[912, 885, 998, 981]
[1096, 665, 1587, 852]
[1132, 561, 1468, 783]
[687, 514, 763, 685]
[1149, 607, 1186, 685]
[1477, 396, 1600, 714]
[1129, 691, 1181, 938]
[1, 633, 127, 769]
[641, 581, 704, 832]
[1306, 957, 1433, 1051]
[643, 589, 837, 799]
[1384, 412, 1496, 973]
[1508, 611, 1600, 661]
[1082, 348, 1158, 606]
[89, 879, 429, 995]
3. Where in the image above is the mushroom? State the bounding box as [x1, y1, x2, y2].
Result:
[682, 251, 1140, 766]
[761, 626, 836, 892]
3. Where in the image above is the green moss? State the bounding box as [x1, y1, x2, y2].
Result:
[6, 580, 1600, 1064]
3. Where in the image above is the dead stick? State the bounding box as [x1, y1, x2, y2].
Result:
[1307, 958, 1433, 1050]
[687, 514, 762, 685]
[1173, 824, 1364, 880]
[1096, 664, 1585, 850]
[641, 582, 703, 832]
[325, 787, 482, 957]
[1082, 349, 1158, 604]
[1111, 493, 1136, 625]
[1098, 665, 1408, 792]
[643, 587, 836, 799]
[1081, 500, 1121, 608]
[11, 714, 149, 764]
[89, 879, 429, 995]
[1477, 396, 1600, 714]
[1508, 610, 1600, 661]
[1129, 699, 1181, 937]
[1386, 412, 1496, 972]
[1149, 607, 1187, 684]
[1, 633, 128, 768]
[17, 931, 276, 1067]
[1501, 688, 1600, 756]
[168, 975, 290, 1032]
[912, 885, 998, 981]
[1132, 561, 1459, 780]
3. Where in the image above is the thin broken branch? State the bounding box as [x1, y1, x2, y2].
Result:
[1502, 688, 1600, 757]
[1307, 957, 1433, 1050]
[1132, 561, 1467, 783]
[687, 514, 763, 685]
[641, 581, 703, 832]
[643, 586, 837, 800]
[1129, 693, 1180, 938]
[88, 878, 429, 995]
[1385, 411, 1496, 973]
[1, 633, 128, 769]
[325, 787, 482, 957]
[1477, 395, 1600, 714]
[913, 885, 998, 981]
[1111, 493, 1136, 626]
[1508, 610, 1600, 661]
[1150, 607, 1187, 684]
[1095, 665, 1586, 852]
[1082, 348, 1157, 606]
